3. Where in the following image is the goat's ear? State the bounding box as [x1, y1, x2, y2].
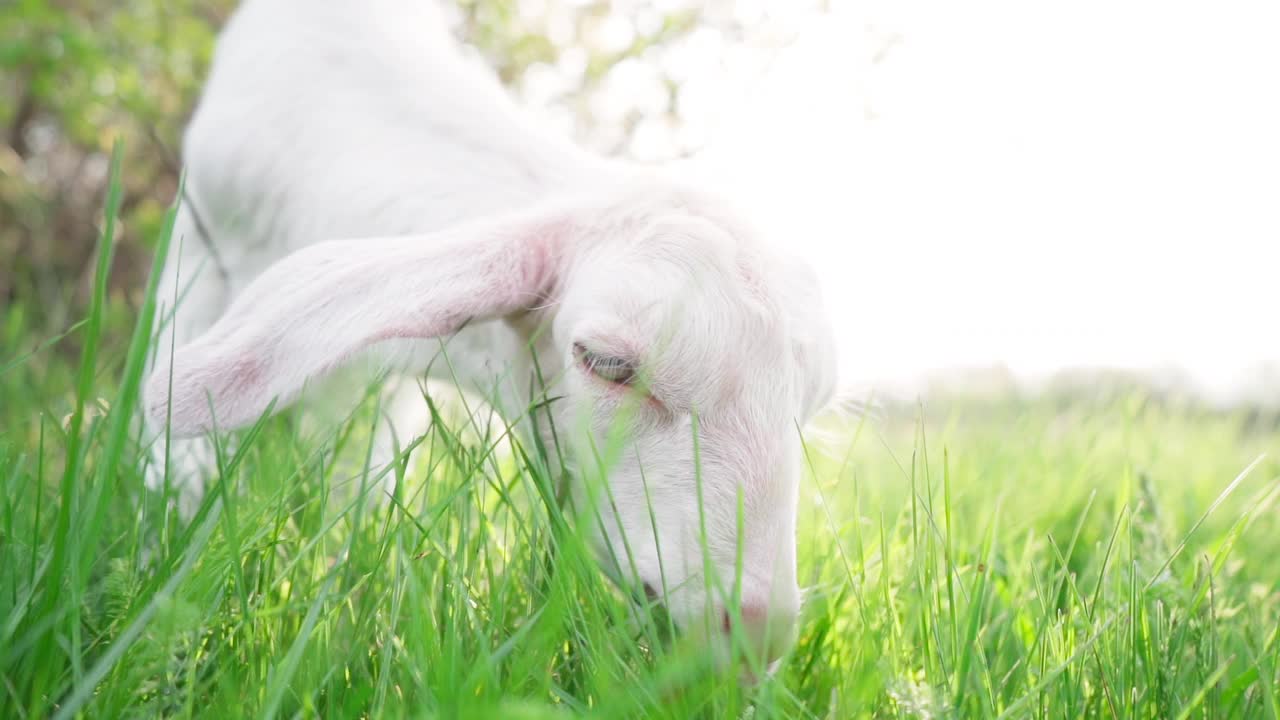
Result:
[146, 212, 568, 437]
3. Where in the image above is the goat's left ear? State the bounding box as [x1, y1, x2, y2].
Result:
[779, 256, 838, 420]
[146, 210, 571, 437]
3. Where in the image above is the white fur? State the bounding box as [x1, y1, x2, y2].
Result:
[144, 0, 837, 665]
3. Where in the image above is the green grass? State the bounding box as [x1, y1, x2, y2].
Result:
[3, 151, 1280, 718]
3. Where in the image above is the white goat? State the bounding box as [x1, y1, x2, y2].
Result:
[144, 0, 837, 666]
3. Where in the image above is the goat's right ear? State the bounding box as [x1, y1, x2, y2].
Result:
[146, 211, 572, 437]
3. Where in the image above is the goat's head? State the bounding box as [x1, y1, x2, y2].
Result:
[145, 177, 837, 668]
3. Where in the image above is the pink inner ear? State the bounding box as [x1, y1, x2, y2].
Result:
[226, 353, 265, 395]
[370, 327, 419, 343]
[146, 349, 269, 434]
[369, 317, 460, 344]
[522, 216, 571, 297]
[149, 208, 571, 438]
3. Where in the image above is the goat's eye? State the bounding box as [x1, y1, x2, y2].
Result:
[573, 343, 636, 385]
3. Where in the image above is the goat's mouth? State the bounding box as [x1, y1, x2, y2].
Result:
[594, 547, 680, 637]
[594, 544, 650, 604]
[641, 581, 661, 602]
[593, 554, 788, 680]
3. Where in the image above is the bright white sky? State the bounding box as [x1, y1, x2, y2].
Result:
[681, 0, 1280, 402]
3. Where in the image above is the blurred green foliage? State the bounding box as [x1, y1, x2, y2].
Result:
[1, 0, 231, 332]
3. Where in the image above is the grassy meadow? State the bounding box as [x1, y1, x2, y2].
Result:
[2, 155, 1279, 718]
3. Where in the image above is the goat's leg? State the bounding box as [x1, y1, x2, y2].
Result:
[143, 213, 230, 517]
[359, 330, 529, 505]
[366, 374, 432, 500]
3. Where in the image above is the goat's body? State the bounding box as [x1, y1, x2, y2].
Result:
[178, 0, 610, 285]
[150, 0, 837, 660]
[152, 0, 623, 500]
[155, 0, 621, 449]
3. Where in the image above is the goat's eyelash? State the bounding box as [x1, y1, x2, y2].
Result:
[573, 342, 637, 385]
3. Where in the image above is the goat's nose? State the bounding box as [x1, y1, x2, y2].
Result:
[721, 601, 798, 665]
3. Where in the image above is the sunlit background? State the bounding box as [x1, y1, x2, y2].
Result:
[4, 0, 1277, 406]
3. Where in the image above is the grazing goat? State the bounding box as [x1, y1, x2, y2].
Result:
[144, 0, 838, 667]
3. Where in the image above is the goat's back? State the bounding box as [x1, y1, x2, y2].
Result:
[183, 0, 607, 275]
